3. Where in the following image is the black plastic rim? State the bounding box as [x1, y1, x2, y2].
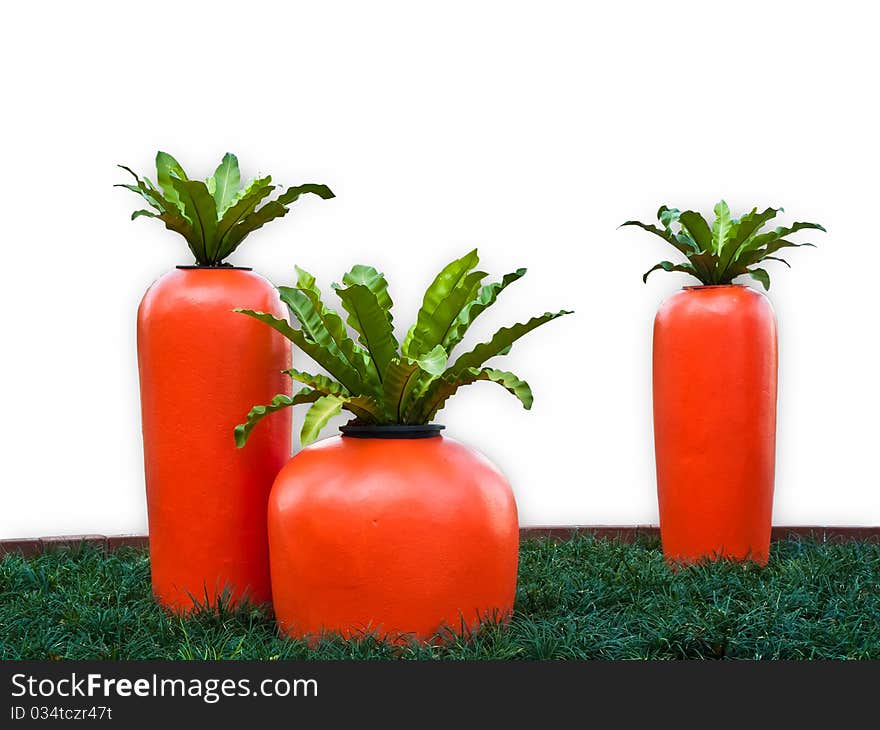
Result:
[683, 283, 743, 290]
[176, 265, 253, 271]
[339, 423, 445, 439]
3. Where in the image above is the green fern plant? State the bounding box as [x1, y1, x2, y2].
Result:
[621, 201, 825, 290]
[116, 151, 334, 266]
[234, 249, 573, 446]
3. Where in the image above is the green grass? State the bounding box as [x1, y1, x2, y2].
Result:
[1, 537, 878, 660]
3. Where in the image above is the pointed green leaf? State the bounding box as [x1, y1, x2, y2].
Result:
[382, 357, 424, 422]
[276, 183, 335, 206]
[764, 255, 790, 268]
[443, 269, 527, 352]
[115, 173, 172, 213]
[117, 164, 140, 182]
[155, 151, 188, 210]
[674, 232, 700, 254]
[383, 345, 448, 422]
[235, 309, 363, 394]
[219, 200, 288, 260]
[116, 181, 150, 196]
[282, 267, 377, 388]
[620, 219, 696, 256]
[717, 206, 779, 275]
[301, 395, 345, 445]
[657, 206, 682, 231]
[171, 179, 218, 264]
[713, 257, 748, 279]
[689, 252, 724, 283]
[749, 267, 771, 290]
[214, 177, 274, 257]
[118, 172, 202, 260]
[416, 343, 447, 376]
[235, 308, 299, 338]
[341, 265, 394, 319]
[412, 269, 487, 357]
[678, 210, 713, 253]
[732, 207, 781, 247]
[333, 284, 400, 379]
[211, 153, 241, 215]
[642, 261, 699, 283]
[619, 220, 669, 237]
[402, 249, 484, 358]
[418, 368, 533, 423]
[158, 212, 201, 258]
[746, 222, 826, 252]
[234, 388, 320, 447]
[711, 200, 733, 255]
[762, 239, 817, 256]
[341, 394, 387, 423]
[447, 310, 572, 377]
[131, 209, 157, 220]
[278, 283, 374, 391]
[738, 240, 816, 268]
[225, 174, 273, 209]
[283, 368, 350, 397]
[402, 249, 479, 356]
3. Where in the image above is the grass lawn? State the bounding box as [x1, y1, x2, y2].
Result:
[1, 536, 878, 660]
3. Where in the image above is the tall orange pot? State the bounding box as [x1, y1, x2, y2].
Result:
[267, 426, 519, 642]
[138, 266, 292, 610]
[653, 284, 777, 565]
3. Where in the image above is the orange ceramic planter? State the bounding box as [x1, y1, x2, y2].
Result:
[653, 285, 777, 565]
[138, 267, 292, 610]
[267, 430, 519, 641]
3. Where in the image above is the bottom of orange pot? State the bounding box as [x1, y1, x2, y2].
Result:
[279, 607, 514, 646]
[151, 578, 272, 615]
[267, 434, 519, 646]
[662, 547, 769, 568]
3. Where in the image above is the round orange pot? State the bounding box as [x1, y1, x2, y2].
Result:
[138, 266, 292, 610]
[267, 427, 519, 642]
[653, 285, 777, 565]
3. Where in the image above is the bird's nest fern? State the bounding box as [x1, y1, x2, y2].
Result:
[117, 151, 333, 266]
[622, 201, 825, 289]
[235, 250, 573, 445]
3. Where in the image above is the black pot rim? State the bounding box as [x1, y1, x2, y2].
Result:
[176, 264, 253, 271]
[682, 283, 745, 290]
[339, 423, 445, 439]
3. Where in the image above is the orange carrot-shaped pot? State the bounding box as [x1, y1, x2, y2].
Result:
[138, 267, 291, 608]
[119, 151, 333, 609]
[235, 250, 571, 639]
[268, 430, 518, 641]
[623, 201, 824, 564]
[653, 285, 776, 563]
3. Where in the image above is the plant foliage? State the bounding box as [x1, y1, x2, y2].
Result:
[235, 250, 572, 445]
[116, 152, 334, 266]
[621, 201, 825, 289]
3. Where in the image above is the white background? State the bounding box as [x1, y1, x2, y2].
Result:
[1, 1, 878, 538]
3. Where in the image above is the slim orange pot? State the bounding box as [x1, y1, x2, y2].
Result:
[267, 427, 519, 642]
[138, 266, 292, 610]
[653, 285, 777, 565]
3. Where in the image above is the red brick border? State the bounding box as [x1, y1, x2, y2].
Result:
[0, 538, 43, 557]
[521, 526, 658, 542]
[0, 527, 877, 556]
[106, 535, 150, 551]
[0, 534, 143, 556]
